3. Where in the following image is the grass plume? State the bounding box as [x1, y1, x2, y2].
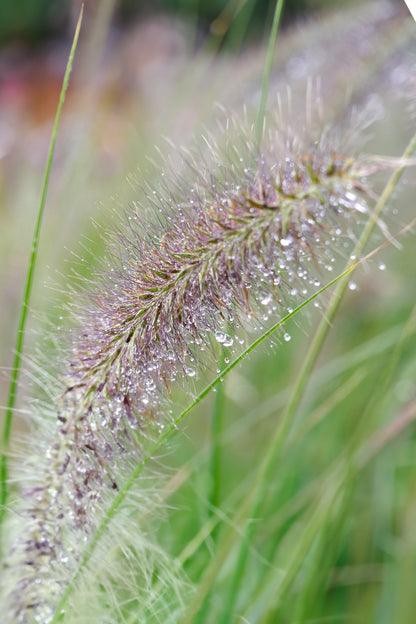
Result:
[2, 104, 408, 623]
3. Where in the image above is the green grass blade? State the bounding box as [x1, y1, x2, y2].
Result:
[49, 257, 364, 623]
[209, 365, 225, 533]
[256, 317, 416, 621]
[255, 0, 284, 148]
[0, 7, 84, 535]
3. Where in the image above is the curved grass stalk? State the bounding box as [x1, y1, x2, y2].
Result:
[0, 7, 83, 539]
[49, 257, 367, 623]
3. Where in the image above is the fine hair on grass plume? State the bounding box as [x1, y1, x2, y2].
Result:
[1, 97, 410, 624]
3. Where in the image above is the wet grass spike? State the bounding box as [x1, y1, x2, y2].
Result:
[4, 115, 390, 622]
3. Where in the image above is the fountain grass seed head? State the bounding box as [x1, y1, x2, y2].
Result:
[2, 108, 396, 623]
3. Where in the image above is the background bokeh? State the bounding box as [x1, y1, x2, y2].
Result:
[0, 0, 359, 46]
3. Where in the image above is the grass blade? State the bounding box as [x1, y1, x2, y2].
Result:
[255, 0, 285, 148]
[0, 6, 84, 536]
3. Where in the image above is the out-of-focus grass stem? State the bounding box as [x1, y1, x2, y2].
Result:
[255, 0, 284, 149]
[257, 301, 416, 622]
[0, 6, 83, 543]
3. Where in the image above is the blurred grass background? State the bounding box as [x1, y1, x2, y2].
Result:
[1, 1, 416, 622]
[0, 0, 359, 47]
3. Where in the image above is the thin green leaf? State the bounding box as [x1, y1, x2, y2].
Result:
[0, 6, 84, 537]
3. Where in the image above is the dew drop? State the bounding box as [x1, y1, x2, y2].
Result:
[185, 367, 196, 377]
[215, 330, 233, 347]
[379, 262, 386, 271]
[261, 293, 272, 305]
[280, 237, 292, 247]
[215, 331, 227, 343]
[348, 281, 357, 291]
[283, 333, 291, 342]
[354, 202, 367, 214]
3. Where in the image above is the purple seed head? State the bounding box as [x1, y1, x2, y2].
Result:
[3, 114, 390, 623]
